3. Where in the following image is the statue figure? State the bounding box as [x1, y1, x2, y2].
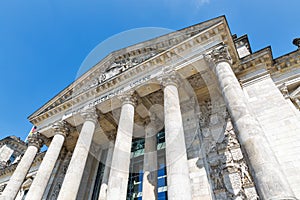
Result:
[240, 162, 252, 184]
[211, 164, 224, 190]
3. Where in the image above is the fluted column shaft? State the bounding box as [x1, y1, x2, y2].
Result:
[25, 122, 68, 200]
[106, 93, 136, 200]
[162, 72, 192, 200]
[98, 134, 115, 200]
[1, 133, 43, 200]
[207, 45, 296, 199]
[142, 122, 158, 200]
[57, 107, 98, 200]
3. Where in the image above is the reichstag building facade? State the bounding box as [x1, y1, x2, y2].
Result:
[0, 16, 300, 200]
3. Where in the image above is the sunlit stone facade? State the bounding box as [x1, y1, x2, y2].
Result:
[1, 16, 300, 200]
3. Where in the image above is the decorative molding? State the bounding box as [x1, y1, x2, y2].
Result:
[99, 52, 157, 84]
[119, 90, 138, 107]
[80, 107, 98, 124]
[52, 121, 70, 138]
[27, 132, 44, 149]
[205, 45, 232, 65]
[160, 70, 181, 88]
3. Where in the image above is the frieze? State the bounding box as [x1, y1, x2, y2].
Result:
[63, 74, 153, 118]
[73, 52, 158, 97]
[99, 53, 156, 84]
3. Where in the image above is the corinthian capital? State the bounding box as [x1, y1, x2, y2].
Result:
[160, 70, 181, 88]
[52, 121, 70, 138]
[119, 90, 138, 107]
[28, 132, 44, 149]
[205, 45, 232, 65]
[81, 107, 98, 124]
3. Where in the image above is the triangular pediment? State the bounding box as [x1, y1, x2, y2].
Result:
[28, 16, 228, 124]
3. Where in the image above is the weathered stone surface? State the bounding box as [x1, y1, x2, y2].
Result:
[162, 73, 192, 200]
[57, 108, 97, 200]
[244, 76, 300, 198]
[209, 52, 296, 199]
[1, 133, 43, 200]
[107, 94, 135, 200]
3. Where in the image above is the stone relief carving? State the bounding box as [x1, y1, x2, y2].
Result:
[48, 151, 72, 200]
[203, 117, 259, 200]
[73, 52, 158, 97]
[205, 45, 232, 65]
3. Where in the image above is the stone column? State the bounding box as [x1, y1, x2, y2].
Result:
[206, 45, 297, 199]
[98, 132, 115, 200]
[106, 92, 136, 200]
[57, 107, 98, 200]
[1, 133, 43, 200]
[25, 121, 69, 200]
[142, 116, 159, 200]
[161, 71, 192, 200]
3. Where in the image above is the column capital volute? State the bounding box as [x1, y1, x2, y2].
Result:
[160, 70, 181, 88]
[27, 132, 44, 149]
[205, 45, 232, 65]
[80, 107, 98, 124]
[119, 90, 138, 107]
[52, 121, 70, 138]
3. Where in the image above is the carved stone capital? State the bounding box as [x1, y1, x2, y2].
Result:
[160, 70, 181, 88]
[119, 90, 138, 107]
[27, 132, 44, 149]
[205, 45, 232, 65]
[52, 121, 70, 138]
[80, 107, 98, 124]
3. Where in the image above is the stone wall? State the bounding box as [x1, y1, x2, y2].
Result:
[243, 75, 300, 198]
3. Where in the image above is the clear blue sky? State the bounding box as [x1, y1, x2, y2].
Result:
[0, 0, 299, 140]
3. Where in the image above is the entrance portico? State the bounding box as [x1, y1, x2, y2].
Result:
[6, 16, 298, 200]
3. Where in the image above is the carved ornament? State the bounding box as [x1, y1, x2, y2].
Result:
[80, 107, 98, 124]
[205, 45, 232, 65]
[52, 121, 70, 137]
[119, 90, 138, 107]
[160, 70, 181, 88]
[27, 132, 44, 149]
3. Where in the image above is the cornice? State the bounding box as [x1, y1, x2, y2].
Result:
[273, 50, 300, 71]
[235, 47, 273, 76]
